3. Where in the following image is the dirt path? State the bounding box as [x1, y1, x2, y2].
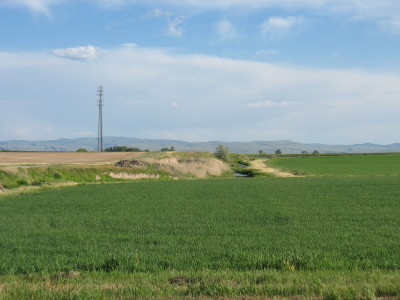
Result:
[251, 159, 300, 177]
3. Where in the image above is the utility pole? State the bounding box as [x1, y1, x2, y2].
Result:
[97, 86, 104, 152]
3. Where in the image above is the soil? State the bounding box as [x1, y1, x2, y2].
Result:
[108, 173, 160, 180]
[251, 159, 302, 177]
[0, 152, 142, 165]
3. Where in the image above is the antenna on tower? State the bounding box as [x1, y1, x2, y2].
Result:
[97, 85, 104, 152]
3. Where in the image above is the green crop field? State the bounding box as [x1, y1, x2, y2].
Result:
[1, 175, 400, 299]
[269, 153, 400, 176]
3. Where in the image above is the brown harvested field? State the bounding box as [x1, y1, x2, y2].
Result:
[0, 152, 143, 165]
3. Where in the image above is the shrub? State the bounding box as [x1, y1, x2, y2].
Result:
[215, 144, 230, 161]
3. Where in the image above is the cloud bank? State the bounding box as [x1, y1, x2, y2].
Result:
[0, 44, 399, 143]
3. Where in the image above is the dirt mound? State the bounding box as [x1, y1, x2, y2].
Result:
[114, 160, 147, 168]
[144, 156, 230, 178]
[0, 184, 5, 192]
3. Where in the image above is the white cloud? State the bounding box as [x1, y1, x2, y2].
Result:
[146, 8, 185, 37]
[215, 20, 238, 40]
[0, 0, 63, 15]
[380, 18, 400, 34]
[261, 16, 303, 37]
[51, 45, 99, 61]
[247, 100, 296, 108]
[167, 17, 185, 37]
[1, 45, 400, 144]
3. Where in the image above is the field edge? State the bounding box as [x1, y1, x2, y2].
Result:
[1, 270, 399, 299]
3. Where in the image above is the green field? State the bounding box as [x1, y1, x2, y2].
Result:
[1, 175, 400, 298]
[269, 153, 400, 176]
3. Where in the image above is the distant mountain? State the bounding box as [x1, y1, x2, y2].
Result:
[1, 137, 400, 154]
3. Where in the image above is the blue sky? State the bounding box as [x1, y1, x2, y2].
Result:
[0, 0, 399, 144]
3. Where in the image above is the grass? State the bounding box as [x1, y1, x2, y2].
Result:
[269, 153, 400, 176]
[2, 270, 399, 299]
[0, 165, 170, 190]
[1, 176, 400, 298]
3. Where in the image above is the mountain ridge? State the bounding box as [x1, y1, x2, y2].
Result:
[1, 137, 400, 154]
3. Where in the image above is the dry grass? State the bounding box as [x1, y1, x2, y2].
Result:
[108, 173, 160, 180]
[144, 156, 230, 178]
[0, 182, 79, 197]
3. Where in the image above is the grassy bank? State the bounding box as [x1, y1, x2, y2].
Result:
[0, 152, 231, 191]
[0, 165, 170, 190]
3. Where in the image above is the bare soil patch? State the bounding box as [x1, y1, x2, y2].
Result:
[251, 159, 302, 177]
[0, 152, 142, 165]
[144, 156, 230, 178]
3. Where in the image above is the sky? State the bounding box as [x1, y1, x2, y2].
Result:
[0, 0, 399, 144]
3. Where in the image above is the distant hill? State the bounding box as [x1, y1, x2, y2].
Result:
[1, 137, 400, 154]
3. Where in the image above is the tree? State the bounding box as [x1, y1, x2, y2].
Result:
[215, 144, 230, 161]
[105, 146, 142, 152]
[259, 149, 265, 155]
[126, 147, 142, 152]
[76, 148, 88, 152]
[161, 146, 175, 152]
[312, 150, 320, 155]
[301, 151, 308, 154]
[275, 149, 282, 155]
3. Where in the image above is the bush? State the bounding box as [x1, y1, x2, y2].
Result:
[76, 148, 88, 152]
[215, 144, 230, 161]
